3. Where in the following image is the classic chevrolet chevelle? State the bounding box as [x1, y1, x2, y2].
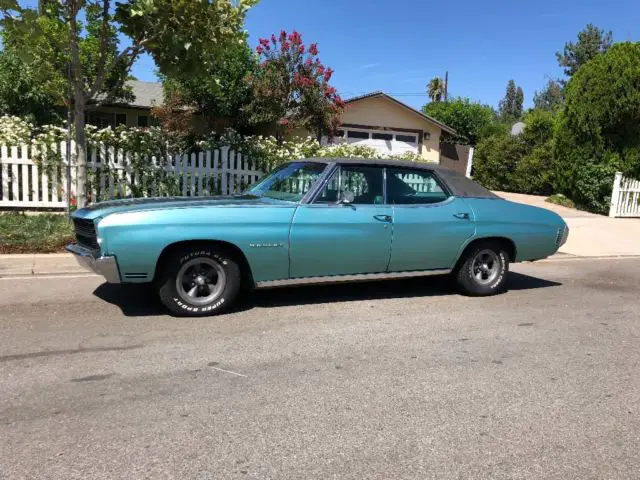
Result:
[67, 158, 569, 316]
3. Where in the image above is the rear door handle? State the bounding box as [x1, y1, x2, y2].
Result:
[373, 214, 392, 222]
[453, 212, 470, 220]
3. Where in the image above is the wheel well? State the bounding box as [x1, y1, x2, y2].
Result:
[455, 237, 517, 268]
[153, 240, 254, 287]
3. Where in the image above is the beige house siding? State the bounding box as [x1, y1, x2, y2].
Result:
[340, 96, 443, 163]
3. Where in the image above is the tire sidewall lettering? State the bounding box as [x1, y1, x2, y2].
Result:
[174, 250, 229, 312]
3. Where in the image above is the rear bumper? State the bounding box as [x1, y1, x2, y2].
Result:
[65, 243, 121, 284]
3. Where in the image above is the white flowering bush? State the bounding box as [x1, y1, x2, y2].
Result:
[0, 116, 427, 199]
[0, 115, 33, 145]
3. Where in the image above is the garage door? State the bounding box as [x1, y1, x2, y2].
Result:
[323, 129, 419, 155]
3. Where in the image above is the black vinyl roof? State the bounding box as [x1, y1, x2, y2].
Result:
[303, 158, 499, 199]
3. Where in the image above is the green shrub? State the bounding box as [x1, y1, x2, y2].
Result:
[512, 144, 554, 195]
[546, 194, 575, 209]
[552, 42, 640, 212]
[0, 213, 74, 253]
[472, 132, 527, 191]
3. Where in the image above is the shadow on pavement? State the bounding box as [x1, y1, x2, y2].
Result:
[93, 271, 561, 317]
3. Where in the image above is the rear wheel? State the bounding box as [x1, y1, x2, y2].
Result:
[157, 245, 242, 316]
[455, 241, 509, 296]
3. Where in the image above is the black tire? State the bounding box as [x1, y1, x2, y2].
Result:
[455, 241, 509, 296]
[157, 244, 242, 317]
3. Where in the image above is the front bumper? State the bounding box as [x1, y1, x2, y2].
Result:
[65, 243, 121, 283]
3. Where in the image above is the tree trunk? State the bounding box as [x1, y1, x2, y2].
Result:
[74, 97, 87, 208]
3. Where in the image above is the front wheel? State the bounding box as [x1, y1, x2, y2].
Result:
[455, 242, 509, 296]
[157, 245, 242, 316]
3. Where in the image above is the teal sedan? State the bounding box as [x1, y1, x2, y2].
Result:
[67, 158, 569, 316]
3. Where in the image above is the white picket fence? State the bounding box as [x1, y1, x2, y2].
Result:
[0, 141, 264, 209]
[609, 172, 640, 218]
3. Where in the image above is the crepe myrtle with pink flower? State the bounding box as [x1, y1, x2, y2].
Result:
[246, 30, 345, 140]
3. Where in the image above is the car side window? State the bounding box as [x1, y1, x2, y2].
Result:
[386, 168, 449, 205]
[315, 166, 384, 205]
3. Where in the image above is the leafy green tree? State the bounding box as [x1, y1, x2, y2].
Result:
[473, 109, 556, 195]
[498, 80, 523, 122]
[0, 0, 256, 207]
[554, 42, 640, 212]
[246, 30, 345, 139]
[0, 49, 62, 124]
[426, 76, 444, 103]
[422, 97, 497, 145]
[533, 79, 564, 112]
[556, 24, 613, 77]
[162, 41, 256, 131]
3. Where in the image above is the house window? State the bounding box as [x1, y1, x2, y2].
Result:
[87, 112, 127, 128]
[137, 115, 149, 127]
[395, 134, 417, 143]
[346, 130, 369, 139]
[372, 133, 393, 141]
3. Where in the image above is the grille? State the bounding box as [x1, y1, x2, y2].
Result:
[73, 218, 99, 249]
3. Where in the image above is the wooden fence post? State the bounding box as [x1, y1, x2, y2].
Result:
[609, 171, 623, 218]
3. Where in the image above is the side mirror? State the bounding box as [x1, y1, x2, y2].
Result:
[338, 190, 355, 204]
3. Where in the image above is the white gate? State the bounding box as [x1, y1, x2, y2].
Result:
[609, 172, 640, 218]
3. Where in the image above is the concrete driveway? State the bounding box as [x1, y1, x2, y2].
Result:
[1, 258, 639, 479]
[497, 191, 640, 258]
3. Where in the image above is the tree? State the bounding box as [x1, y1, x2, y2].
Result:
[161, 40, 256, 132]
[0, 48, 62, 125]
[473, 109, 555, 196]
[427, 77, 444, 103]
[498, 79, 523, 122]
[533, 79, 564, 112]
[556, 24, 613, 77]
[0, 0, 256, 207]
[553, 42, 640, 212]
[246, 30, 344, 139]
[422, 97, 497, 146]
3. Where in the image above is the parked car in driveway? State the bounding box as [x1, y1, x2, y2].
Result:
[67, 158, 569, 316]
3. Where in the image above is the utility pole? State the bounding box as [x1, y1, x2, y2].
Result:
[444, 71, 449, 102]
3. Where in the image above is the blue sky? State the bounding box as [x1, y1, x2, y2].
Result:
[107, 0, 639, 110]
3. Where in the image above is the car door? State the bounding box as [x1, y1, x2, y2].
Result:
[386, 167, 475, 272]
[289, 164, 392, 278]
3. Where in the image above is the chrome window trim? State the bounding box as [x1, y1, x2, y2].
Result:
[300, 162, 337, 204]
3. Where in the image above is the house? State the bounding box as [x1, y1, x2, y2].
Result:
[321, 91, 456, 163]
[87, 80, 163, 128]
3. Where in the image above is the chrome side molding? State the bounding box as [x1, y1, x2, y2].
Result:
[255, 269, 452, 289]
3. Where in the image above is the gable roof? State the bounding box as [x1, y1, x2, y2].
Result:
[344, 91, 456, 134]
[126, 80, 164, 108]
[95, 80, 164, 109]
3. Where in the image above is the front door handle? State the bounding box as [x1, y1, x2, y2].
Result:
[373, 214, 392, 222]
[453, 212, 470, 220]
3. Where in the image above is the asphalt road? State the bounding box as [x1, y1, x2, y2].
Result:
[1, 258, 639, 479]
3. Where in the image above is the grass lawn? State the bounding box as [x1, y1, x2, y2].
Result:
[0, 212, 74, 254]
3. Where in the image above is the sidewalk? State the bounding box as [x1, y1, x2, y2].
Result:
[0, 253, 87, 277]
[497, 191, 640, 257]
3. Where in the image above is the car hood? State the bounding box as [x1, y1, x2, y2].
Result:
[73, 195, 292, 221]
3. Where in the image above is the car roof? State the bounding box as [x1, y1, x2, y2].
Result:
[299, 157, 500, 199]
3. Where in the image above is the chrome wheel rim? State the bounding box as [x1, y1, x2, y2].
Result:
[176, 258, 226, 306]
[472, 249, 500, 285]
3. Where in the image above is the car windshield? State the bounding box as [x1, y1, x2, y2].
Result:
[246, 162, 328, 202]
